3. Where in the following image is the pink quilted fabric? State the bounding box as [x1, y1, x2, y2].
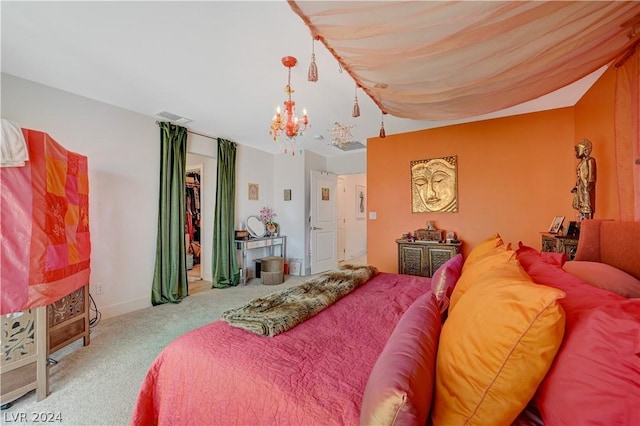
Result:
[131, 273, 431, 425]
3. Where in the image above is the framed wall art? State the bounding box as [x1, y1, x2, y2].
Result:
[410, 156, 458, 213]
[248, 183, 259, 201]
[322, 188, 330, 201]
[284, 189, 291, 201]
[356, 184, 365, 219]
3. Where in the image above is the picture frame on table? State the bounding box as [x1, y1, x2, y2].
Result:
[566, 221, 580, 237]
[548, 216, 565, 234]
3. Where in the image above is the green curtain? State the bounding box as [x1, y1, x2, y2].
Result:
[151, 122, 189, 305]
[212, 138, 240, 288]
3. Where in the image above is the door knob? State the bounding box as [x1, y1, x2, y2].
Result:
[310, 226, 323, 230]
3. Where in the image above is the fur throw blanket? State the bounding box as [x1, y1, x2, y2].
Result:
[222, 264, 378, 337]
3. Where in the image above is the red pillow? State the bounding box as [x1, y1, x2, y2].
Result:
[360, 291, 441, 426]
[516, 244, 640, 425]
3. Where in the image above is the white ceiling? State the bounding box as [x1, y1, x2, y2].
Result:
[1, 1, 606, 158]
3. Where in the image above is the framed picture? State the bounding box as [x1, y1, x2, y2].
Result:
[355, 184, 365, 219]
[566, 221, 580, 237]
[548, 216, 565, 234]
[410, 156, 458, 213]
[289, 261, 301, 276]
[322, 188, 330, 201]
[284, 189, 291, 201]
[248, 183, 259, 201]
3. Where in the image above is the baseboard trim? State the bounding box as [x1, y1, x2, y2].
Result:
[99, 296, 150, 321]
[345, 249, 366, 260]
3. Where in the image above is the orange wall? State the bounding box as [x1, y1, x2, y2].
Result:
[574, 67, 620, 221]
[368, 67, 622, 273]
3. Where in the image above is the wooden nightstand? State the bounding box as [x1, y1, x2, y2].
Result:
[396, 239, 461, 277]
[540, 233, 579, 260]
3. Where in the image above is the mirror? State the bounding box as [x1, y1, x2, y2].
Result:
[246, 215, 266, 238]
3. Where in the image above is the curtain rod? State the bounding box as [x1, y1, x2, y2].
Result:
[155, 120, 217, 141]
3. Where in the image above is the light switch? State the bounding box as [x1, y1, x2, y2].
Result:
[369, 211, 377, 220]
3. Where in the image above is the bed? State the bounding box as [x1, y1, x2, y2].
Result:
[131, 270, 436, 425]
[131, 220, 640, 426]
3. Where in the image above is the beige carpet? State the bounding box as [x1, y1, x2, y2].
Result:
[3, 276, 309, 426]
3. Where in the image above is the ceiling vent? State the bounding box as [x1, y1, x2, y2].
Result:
[155, 111, 193, 125]
[333, 141, 366, 151]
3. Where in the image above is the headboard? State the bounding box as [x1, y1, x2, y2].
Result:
[574, 219, 640, 280]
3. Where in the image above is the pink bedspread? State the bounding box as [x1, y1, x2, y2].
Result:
[131, 272, 431, 426]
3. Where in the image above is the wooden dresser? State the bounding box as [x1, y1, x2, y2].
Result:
[540, 233, 580, 260]
[396, 239, 461, 278]
[1, 284, 90, 405]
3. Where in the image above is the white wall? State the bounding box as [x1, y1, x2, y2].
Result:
[274, 152, 306, 274]
[2, 73, 159, 319]
[235, 145, 277, 278]
[2, 73, 367, 318]
[327, 151, 366, 174]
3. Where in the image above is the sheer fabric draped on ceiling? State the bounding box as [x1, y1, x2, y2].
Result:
[290, 1, 640, 220]
[288, 1, 640, 121]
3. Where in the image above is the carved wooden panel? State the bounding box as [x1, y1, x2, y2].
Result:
[400, 246, 424, 276]
[48, 287, 85, 327]
[541, 234, 579, 261]
[541, 235, 557, 253]
[397, 240, 461, 278]
[560, 239, 579, 260]
[429, 248, 456, 275]
[2, 310, 37, 364]
[1, 306, 48, 404]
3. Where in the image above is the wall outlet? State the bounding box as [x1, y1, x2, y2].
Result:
[94, 282, 104, 295]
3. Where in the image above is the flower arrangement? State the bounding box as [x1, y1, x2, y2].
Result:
[259, 206, 277, 224]
[259, 206, 278, 236]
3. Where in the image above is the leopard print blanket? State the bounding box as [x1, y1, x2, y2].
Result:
[222, 264, 378, 337]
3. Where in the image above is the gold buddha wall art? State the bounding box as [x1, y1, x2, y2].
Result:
[411, 156, 458, 213]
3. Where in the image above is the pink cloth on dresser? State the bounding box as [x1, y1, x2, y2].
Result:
[1, 129, 90, 314]
[130, 272, 431, 426]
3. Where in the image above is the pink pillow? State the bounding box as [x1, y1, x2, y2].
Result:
[516, 244, 640, 425]
[563, 261, 640, 298]
[430, 254, 463, 315]
[360, 291, 441, 426]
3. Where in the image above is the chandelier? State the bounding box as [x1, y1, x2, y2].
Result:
[329, 122, 355, 148]
[269, 56, 309, 152]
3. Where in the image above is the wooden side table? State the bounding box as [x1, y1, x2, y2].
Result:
[396, 239, 461, 278]
[540, 233, 579, 260]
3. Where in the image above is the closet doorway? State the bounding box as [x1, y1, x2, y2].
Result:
[186, 165, 202, 282]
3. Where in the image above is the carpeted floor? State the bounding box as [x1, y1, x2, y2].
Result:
[2, 276, 309, 426]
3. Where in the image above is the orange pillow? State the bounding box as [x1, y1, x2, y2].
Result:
[462, 233, 505, 271]
[432, 263, 566, 426]
[449, 249, 526, 312]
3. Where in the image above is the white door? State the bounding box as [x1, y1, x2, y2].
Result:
[337, 177, 346, 262]
[310, 170, 338, 274]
